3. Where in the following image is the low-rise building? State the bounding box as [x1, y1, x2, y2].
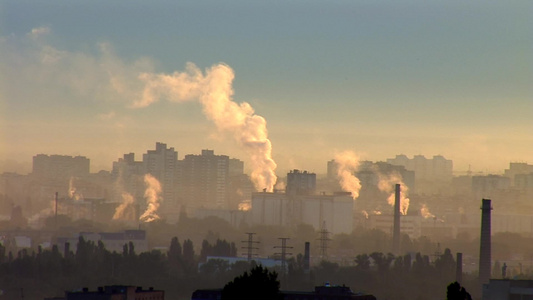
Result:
[48, 285, 164, 300]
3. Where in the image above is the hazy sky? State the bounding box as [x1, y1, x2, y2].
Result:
[1, 0, 531, 175]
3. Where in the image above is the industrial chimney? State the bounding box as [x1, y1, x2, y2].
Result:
[304, 242, 310, 274]
[392, 184, 401, 254]
[456, 252, 463, 283]
[479, 199, 492, 286]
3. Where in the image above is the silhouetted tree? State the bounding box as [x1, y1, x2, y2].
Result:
[355, 254, 370, 270]
[222, 265, 281, 300]
[446, 281, 472, 300]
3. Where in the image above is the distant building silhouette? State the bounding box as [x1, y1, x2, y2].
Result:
[112, 142, 178, 221]
[472, 175, 511, 199]
[143, 142, 178, 204]
[46, 285, 164, 300]
[386, 154, 452, 193]
[178, 149, 245, 210]
[286, 169, 316, 195]
[33, 154, 90, 179]
[482, 279, 533, 300]
[251, 191, 353, 234]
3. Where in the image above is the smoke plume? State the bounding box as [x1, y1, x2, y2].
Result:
[135, 63, 277, 191]
[139, 174, 162, 222]
[420, 204, 435, 219]
[113, 192, 136, 221]
[68, 177, 83, 201]
[378, 173, 410, 215]
[334, 151, 362, 199]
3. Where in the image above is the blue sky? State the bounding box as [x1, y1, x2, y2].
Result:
[0, 0, 531, 174]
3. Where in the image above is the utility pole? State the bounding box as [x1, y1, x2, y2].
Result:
[241, 232, 259, 261]
[274, 237, 293, 290]
[318, 221, 331, 260]
[274, 238, 293, 275]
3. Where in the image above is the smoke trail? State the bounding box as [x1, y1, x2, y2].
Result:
[113, 192, 136, 221]
[135, 63, 277, 191]
[139, 174, 162, 222]
[420, 204, 435, 219]
[333, 151, 362, 199]
[377, 173, 410, 215]
[68, 177, 83, 201]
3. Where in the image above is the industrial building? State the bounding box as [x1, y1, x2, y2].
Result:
[482, 279, 533, 300]
[47, 285, 164, 300]
[251, 191, 353, 235]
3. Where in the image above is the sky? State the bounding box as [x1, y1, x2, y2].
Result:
[0, 0, 531, 175]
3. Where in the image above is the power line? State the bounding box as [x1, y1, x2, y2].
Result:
[318, 221, 331, 260]
[241, 232, 259, 261]
[274, 237, 293, 275]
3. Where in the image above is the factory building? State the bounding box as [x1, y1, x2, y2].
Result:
[251, 191, 353, 234]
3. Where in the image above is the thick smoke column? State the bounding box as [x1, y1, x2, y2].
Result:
[113, 192, 136, 221]
[334, 151, 362, 199]
[139, 174, 162, 222]
[135, 63, 277, 191]
[378, 173, 410, 215]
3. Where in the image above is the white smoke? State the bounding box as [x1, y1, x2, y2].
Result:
[378, 173, 410, 215]
[139, 174, 162, 222]
[68, 177, 83, 201]
[420, 204, 435, 219]
[333, 151, 362, 199]
[113, 192, 136, 221]
[134, 63, 277, 192]
[238, 200, 251, 211]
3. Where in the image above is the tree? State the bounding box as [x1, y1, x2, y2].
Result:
[355, 254, 370, 271]
[446, 281, 472, 300]
[222, 265, 281, 300]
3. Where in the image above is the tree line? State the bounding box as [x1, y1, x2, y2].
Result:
[0, 234, 483, 300]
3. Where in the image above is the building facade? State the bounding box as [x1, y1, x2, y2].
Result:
[251, 191, 353, 234]
[178, 149, 245, 210]
[33, 154, 90, 179]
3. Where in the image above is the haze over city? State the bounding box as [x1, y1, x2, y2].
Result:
[0, 1, 532, 300]
[1, 0, 531, 175]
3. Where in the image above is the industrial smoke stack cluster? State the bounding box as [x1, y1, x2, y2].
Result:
[479, 199, 492, 285]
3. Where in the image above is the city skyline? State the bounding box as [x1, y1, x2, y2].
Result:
[1, 0, 531, 176]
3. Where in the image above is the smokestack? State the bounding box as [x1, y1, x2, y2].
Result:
[392, 184, 401, 254]
[456, 252, 463, 283]
[479, 199, 492, 286]
[304, 242, 310, 274]
[55, 192, 58, 229]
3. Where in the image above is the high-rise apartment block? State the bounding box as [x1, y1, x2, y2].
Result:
[178, 149, 244, 209]
[32, 154, 90, 179]
[112, 143, 178, 219]
[386, 154, 453, 182]
[143, 142, 178, 203]
[286, 169, 316, 195]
